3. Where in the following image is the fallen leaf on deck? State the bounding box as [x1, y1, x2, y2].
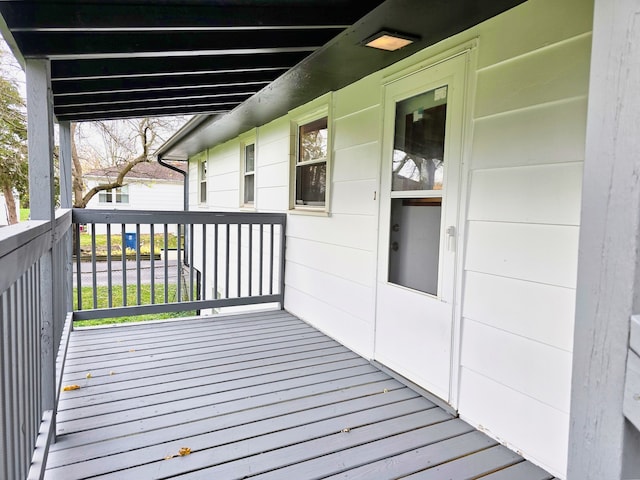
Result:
[342, 427, 351, 433]
[129, 349, 136, 352]
[109, 371, 115, 376]
[86, 373, 92, 379]
[62, 385, 81, 391]
[164, 455, 174, 460]
[383, 388, 389, 393]
[178, 447, 191, 456]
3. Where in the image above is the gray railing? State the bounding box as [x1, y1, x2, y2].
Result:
[72, 209, 287, 321]
[0, 209, 73, 480]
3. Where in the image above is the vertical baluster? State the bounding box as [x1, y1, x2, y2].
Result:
[279, 221, 286, 303]
[150, 224, 155, 304]
[136, 223, 141, 305]
[106, 223, 112, 308]
[237, 223, 242, 297]
[177, 224, 182, 303]
[91, 225, 98, 309]
[269, 223, 274, 295]
[213, 224, 218, 301]
[121, 223, 127, 306]
[189, 223, 194, 301]
[16, 277, 25, 478]
[225, 224, 230, 299]
[164, 224, 169, 304]
[248, 223, 253, 297]
[202, 224, 207, 301]
[259, 224, 264, 296]
[75, 222, 82, 310]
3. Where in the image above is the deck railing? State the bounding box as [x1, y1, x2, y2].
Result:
[72, 209, 287, 322]
[0, 209, 73, 480]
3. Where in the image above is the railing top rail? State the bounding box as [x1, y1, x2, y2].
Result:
[0, 219, 49, 259]
[72, 209, 287, 225]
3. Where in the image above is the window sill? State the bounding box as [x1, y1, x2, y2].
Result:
[288, 207, 331, 217]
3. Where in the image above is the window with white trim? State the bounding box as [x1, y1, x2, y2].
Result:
[294, 115, 329, 208]
[99, 185, 129, 204]
[242, 142, 256, 206]
[199, 157, 207, 204]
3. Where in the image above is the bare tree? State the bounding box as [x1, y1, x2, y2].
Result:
[71, 116, 187, 208]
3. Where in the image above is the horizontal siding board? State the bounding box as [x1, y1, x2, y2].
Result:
[475, 34, 591, 118]
[458, 368, 569, 477]
[476, 0, 593, 69]
[285, 287, 374, 358]
[256, 116, 289, 148]
[332, 142, 380, 182]
[461, 318, 572, 413]
[333, 106, 381, 151]
[256, 185, 288, 211]
[287, 213, 377, 251]
[468, 163, 583, 225]
[285, 262, 374, 321]
[471, 96, 587, 170]
[256, 160, 288, 188]
[330, 179, 378, 216]
[286, 236, 375, 287]
[333, 73, 381, 119]
[462, 271, 575, 352]
[465, 221, 580, 288]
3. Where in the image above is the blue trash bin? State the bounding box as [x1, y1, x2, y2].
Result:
[124, 232, 137, 251]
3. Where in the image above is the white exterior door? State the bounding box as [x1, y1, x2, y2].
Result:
[375, 53, 467, 403]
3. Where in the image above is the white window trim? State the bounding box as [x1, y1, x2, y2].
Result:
[98, 184, 129, 205]
[197, 153, 207, 205]
[289, 92, 333, 214]
[239, 130, 257, 210]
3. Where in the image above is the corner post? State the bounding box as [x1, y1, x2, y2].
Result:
[568, 0, 640, 478]
[26, 59, 56, 416]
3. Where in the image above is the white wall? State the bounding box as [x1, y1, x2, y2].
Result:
[187, 0, 593, 476]
[84, 178, 183, 234]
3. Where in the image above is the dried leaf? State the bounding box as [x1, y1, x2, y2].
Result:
[62, 384, 81, 391]
[109, 371, 116, 376]
[164, 455, 174, 460]
[383, 388, 389, 393]
[129, 349, 136, 352]
[178, 447, 191, 456]
[86, 373, 92, 379]
[342, 427, 351, 433]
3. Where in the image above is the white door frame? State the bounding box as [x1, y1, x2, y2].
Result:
[372, 41, 477, 410]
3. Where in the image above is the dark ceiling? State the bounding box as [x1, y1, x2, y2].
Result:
[0, 0, 526, 156]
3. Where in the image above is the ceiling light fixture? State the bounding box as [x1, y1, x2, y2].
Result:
[362, 30, 419, 51]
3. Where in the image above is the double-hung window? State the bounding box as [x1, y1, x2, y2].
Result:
[99, 185, 129, 204]
[242, 140, 256, 207]
[198, 156, 207, 204]
[291, 97, 331, 211]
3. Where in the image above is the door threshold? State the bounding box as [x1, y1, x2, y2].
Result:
[370, 360, 458, 417]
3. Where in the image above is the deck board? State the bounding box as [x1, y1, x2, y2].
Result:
[46, 310, 553, 479]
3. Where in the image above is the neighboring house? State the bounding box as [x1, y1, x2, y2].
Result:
[157, 1, 591, 477]
[84, 161, 184, 234]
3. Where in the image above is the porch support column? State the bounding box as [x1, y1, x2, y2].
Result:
[26, 58, 56, 413]
[568, 0, 640, 478]
[59, 121, 74, 313]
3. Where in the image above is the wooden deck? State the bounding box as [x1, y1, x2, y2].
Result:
[46, 310, 555, 479]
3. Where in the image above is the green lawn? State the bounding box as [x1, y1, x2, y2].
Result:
[20, 208, 29, 222]
[74, 283, 197, 327]
[78, 232, 180, 256]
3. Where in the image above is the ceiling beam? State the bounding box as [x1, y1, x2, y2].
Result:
[0, 3, 370, 30]
[50, 51, 308, 79]
[12, 29, 337, 57]
[51, 70, 285, 95]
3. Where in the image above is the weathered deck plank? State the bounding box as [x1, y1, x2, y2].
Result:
[45, 310, 553, 479]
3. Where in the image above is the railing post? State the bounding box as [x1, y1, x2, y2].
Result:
[26, 59, 57, 422]
[59, 123, 74, 314]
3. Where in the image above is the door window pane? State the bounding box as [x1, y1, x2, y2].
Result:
[392, 86, 447, 192]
